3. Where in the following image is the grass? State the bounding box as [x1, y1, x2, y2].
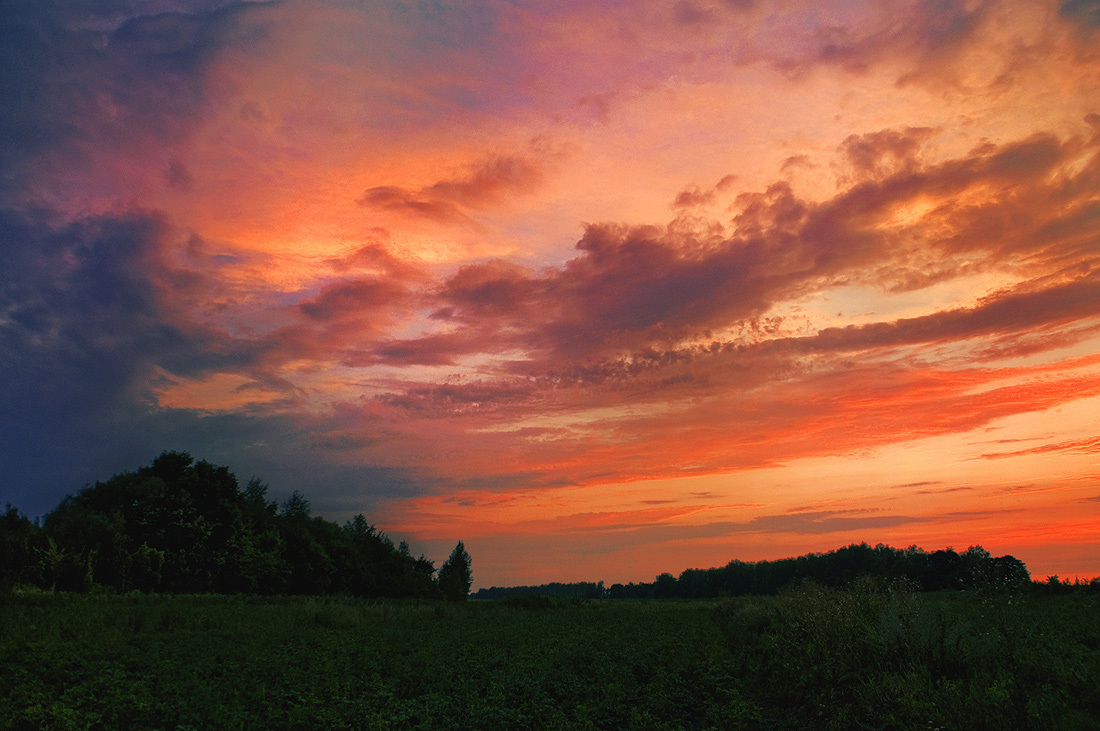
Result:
[2, 584, 1098, 730]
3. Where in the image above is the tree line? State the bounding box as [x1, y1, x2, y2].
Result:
[473, 543, 1039, 601]
[606, 543, 1032, 599]
[471, 581, 606, 601]
[0, 452, 472, 600]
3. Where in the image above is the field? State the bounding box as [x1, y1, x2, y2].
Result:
[2, 584, 1098, 730]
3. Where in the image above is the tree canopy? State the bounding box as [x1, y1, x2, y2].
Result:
[0, 452, 464, 598]
[606, 543, 1033, 599]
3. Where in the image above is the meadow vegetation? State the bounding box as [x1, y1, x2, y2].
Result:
[3, 452, 1098, 728]
[3, 581, 1098, 730]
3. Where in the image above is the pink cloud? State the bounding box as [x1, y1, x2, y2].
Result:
[326, 126, 1100, 376]
[358, 156, 544, 226]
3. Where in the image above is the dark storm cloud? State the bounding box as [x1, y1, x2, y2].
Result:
[1061, 0, 1100, 29]
[0, 207, 427, 516]
[145, 408, 429, 517]
[0, 208, 263, 515]
[671, 0, 994, 83]
[0, 1, 294, 516]
[0, 208, 249, 385]
[0, 1, 269, 201]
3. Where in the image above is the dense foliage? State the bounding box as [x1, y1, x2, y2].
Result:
[2, 587, 1098, 729]
[0, 452, 454, 598]
[606, 542, 1032, 598]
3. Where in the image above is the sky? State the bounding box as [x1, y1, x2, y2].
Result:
[2, 0, 1099, 589]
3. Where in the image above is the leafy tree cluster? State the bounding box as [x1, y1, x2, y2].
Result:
[471, 581, 606, 601]
[607, 543, 1033, 599]
[0, 452, 469, 598]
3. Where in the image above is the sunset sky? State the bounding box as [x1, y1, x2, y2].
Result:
[3, 0, 1099, 588]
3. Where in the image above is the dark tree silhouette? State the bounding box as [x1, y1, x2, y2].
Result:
[0, 504, 40, 590]
[603, 542, 1033, 599]
[471, 581, 605, 600]
[280, 490, 311, 518]
[438, 541, 472, 601]
[26, 451, 440, 597]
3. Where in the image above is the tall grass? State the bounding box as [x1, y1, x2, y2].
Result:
[713, 578, 1100, 729]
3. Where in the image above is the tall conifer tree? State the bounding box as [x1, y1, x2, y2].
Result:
[438, 541, 472, 601]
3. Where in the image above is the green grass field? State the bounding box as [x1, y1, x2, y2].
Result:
[2, 584, 1098, 730]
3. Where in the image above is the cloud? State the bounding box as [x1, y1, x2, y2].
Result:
[327, 241, 425, 281]
[672, 0, 994, 83]
[0, 2, 266, 207]
[252, 118, 1099, 501]
[358, 156, 543, 225]
[0, 207, 270, 515]
[979, 436, 1100, 460]
[436, 259, 541, 320]
[358, 186, 474, 227]
[743, 510, 929, 535]
[425, 156, 543, 207]
[801, 275, 1100, 355]
[892, 480, 943, 489]
[356, 125, 1100, 374]
[128, 120, 1095, 497]
[377, 380, 538, 419]
[366, 333, 474, 367]
[299, 278, 409, 322]
[839, 127, 937, 181]
[403, 501, 927, 544]
[916, 485, 976, 495]
[0, 204, 430, 518]
[1061, 0, 1100, 30]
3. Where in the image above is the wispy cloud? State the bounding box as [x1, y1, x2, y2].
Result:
[979, 436, 1100, 460]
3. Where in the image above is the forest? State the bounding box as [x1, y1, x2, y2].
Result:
[4, 451, 1094, 601]
[0, 452, 471, 600]
[4, 453, 1100, 729]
